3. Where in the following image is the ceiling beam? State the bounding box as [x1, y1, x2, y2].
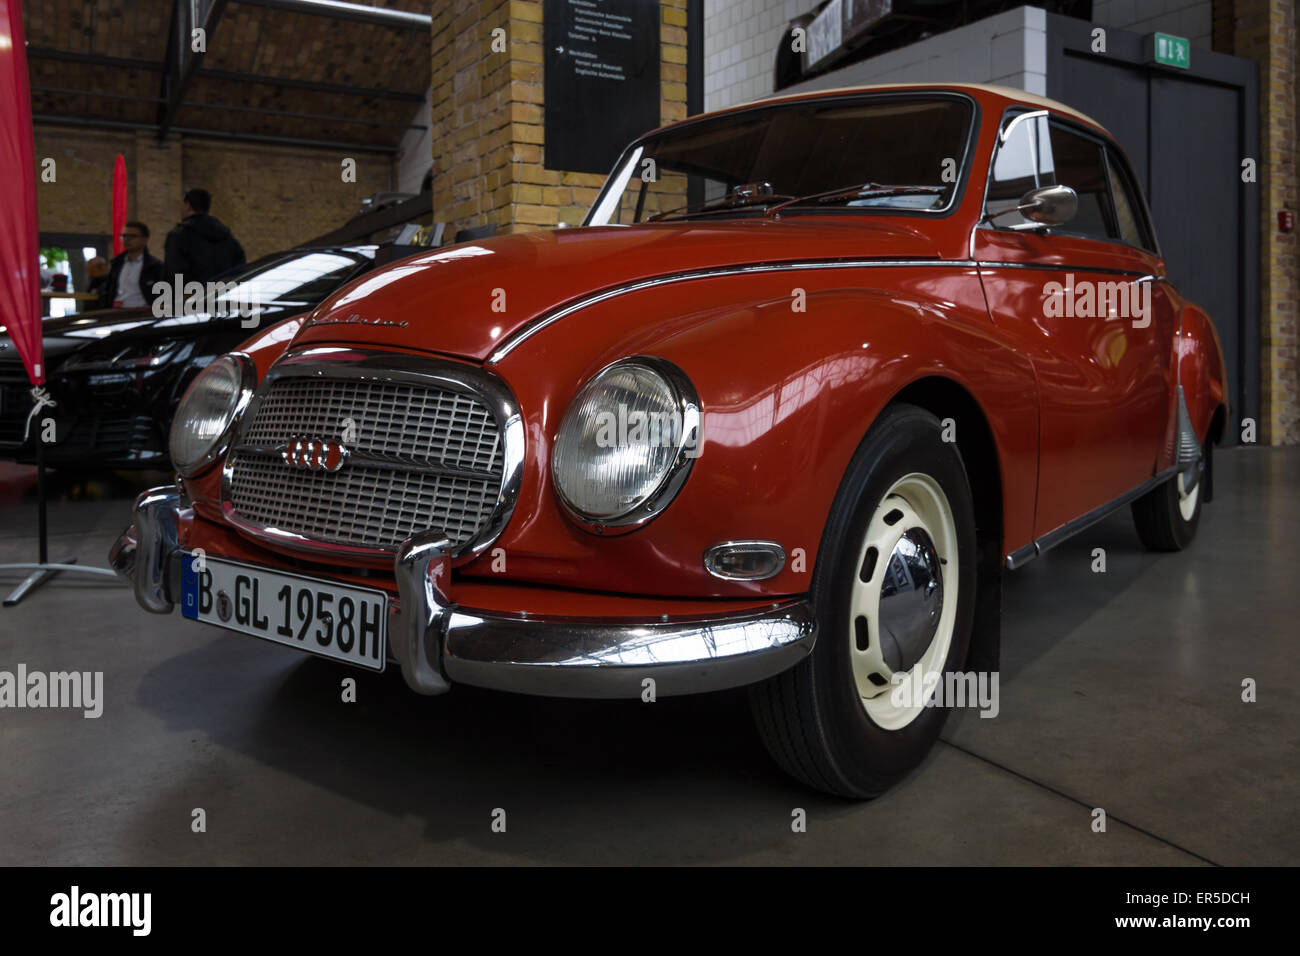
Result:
[25, 48, 426, 102]
[34, 114, 399, 155]
[232, 0, 432, 31]
[26, 47, 166, 71]
[31, 85, 426, 130]
[197, 67, 426, 102]
[157, 0, 232, 139]
[303, 192, 433, 246]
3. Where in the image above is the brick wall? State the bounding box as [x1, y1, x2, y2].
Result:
[430, 0, 689, 238]
[34, 127, 393, 263]
[1233, 0, 1298, 444]
[34, 128, 136, 238]
[182, 141, 391, 260]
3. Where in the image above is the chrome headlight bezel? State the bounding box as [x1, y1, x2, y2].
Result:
[551, 356, 700, 535]
[169, 352, 257, 477]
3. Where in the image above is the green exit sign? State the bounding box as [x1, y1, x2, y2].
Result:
[1148, 32, 1191, 69]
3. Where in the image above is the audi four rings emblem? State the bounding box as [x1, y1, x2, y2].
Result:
[282, 437, 349, 472]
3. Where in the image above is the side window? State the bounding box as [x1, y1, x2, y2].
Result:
[1105, 150, 1156, 252]
[1046, 123, 1116, 242]
[986, 112, 1153, 249]
[985, 113, 1055, 226]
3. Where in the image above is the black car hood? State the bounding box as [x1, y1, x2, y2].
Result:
[0, 302, 307, 373]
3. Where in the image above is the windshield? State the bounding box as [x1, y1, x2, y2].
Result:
[585, 94, 974, 225]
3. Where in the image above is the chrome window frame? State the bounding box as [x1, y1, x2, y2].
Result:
[219, 347, 525, 565]
[978, 105, 1164, 258]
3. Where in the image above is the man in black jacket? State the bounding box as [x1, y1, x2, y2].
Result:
[163, 188, 246, 283]
[96, 221, 165, 310]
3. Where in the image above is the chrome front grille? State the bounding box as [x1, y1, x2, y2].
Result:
[224, 355, 519, 556]
[242, 378, 502, 474]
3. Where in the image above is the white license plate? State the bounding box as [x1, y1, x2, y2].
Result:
[180, 554, 387, 671]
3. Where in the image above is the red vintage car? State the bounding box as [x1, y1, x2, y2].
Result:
[111, 84, 1227, 798]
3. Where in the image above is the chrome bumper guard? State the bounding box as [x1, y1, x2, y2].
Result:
[111, 488, 817, 699]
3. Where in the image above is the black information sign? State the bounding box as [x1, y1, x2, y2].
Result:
[543, 0, 661, 174]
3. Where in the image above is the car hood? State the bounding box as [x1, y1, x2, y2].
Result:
[293, 219, 945, 360]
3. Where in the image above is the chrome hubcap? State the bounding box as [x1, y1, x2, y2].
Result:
[848, 472, 959, 731]
[878, 528, 944, 673]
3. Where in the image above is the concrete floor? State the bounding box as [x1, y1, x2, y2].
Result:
[0, 447, 1296, 865]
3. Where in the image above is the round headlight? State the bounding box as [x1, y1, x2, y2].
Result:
[552, 358, 699, 531]
[169, 353, 255, 476]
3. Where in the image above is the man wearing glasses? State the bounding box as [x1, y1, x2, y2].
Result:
[96, 221, 165, 310]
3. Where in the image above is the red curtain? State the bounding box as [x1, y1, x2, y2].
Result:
[0, 0, 42, 385]
[112, 154, 127, 256]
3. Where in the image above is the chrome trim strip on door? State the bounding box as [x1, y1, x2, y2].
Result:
[974, 261, 1158, 279]
[489, 257, 1169, 364]
[1004, 466, 1179, 570]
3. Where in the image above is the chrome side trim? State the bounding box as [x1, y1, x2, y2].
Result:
[1005, 543, 1037, 571]
[442, 599, 817, 699]
[488, 257, 1163, 364]
[220, 348, 525, 566]
[1004, 467, 1179, 569]
[488, 259, 971, 363]
[974, 261, 1156, 279]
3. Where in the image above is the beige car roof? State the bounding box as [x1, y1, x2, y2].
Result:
[713, 82, 1107, 133]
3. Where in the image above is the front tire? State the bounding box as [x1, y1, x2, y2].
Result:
[749, 403, 978, 798]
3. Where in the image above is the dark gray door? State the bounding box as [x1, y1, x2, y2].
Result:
[1049, 16, 1260, 444]
[1148, 76, 1242, 442]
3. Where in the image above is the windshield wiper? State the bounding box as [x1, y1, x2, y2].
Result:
[648, 182, 797, 222]
[764, 182, 948, 218]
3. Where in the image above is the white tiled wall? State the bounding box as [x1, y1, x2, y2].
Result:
[702, 1, 1213, 114]
[1092, 0, 1213, 50]
[782, 7, 1050, 97]
[704, 0, 810, 110]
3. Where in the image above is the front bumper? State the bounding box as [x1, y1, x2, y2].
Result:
[110, 487, 817, 699]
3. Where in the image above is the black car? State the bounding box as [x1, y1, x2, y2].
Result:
[0, 244, 380, 469]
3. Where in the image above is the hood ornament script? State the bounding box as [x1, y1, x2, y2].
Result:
[305, 312, 408, 329]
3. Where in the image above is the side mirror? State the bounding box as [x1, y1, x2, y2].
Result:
[1018, 184, 1077, 226]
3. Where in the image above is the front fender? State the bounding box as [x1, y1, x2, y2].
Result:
[485, 263, 1037, 600]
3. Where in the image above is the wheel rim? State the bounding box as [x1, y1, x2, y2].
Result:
[1177, 470, 1200, 522]
[847, 472, 959, 731]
